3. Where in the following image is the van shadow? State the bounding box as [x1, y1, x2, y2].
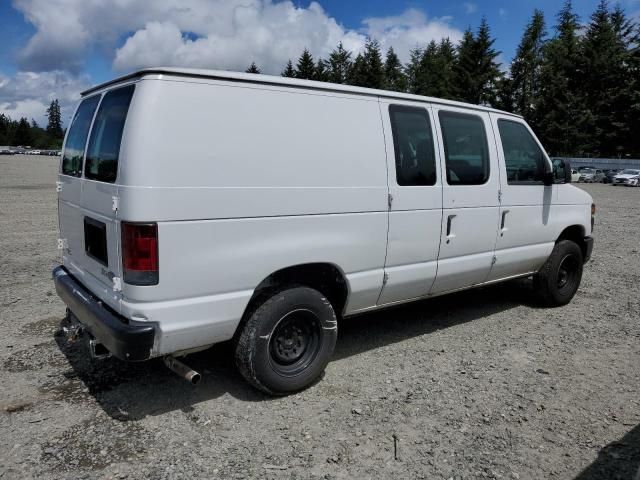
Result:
[573, 423, 640, 480]
[53, 279, 537, 421]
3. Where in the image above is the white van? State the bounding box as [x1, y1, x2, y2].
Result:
[53, 68, 594, 394]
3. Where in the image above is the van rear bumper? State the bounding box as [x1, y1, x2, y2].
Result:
[52, 266, 155, 361]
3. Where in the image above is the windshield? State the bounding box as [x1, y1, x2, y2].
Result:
[620, 169, 640, 175]
[581, 168, 595, 173]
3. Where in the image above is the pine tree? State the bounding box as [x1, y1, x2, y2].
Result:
[360, 39, 385, 89]
[405, 47, 423, 94]
[384, 47, 406, 92]
[510, 10, 546, 128]
[474, 18, 503, 105]
[452, 20, 502, 105]
[245, 62, 261, 74]
[348, 53, 367, 86]
[0, 113, 9, 145]
[281, 60, 296, 78]
[452, 28, 476, 101]
[536, 1, 584, 155]
[327, 42, 352, 84]
[314, 59, 329, 82]
[46, 99, 63, 140]
[14, 117, 32, 146]
[433, 38, 457, 99]
[296, 49, 316, 80]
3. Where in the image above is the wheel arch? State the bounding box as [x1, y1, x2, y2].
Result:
[556, 225, 588, 259]
[235, 262, 350, 337]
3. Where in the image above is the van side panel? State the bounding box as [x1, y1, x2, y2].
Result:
[117, 78, 389, 354]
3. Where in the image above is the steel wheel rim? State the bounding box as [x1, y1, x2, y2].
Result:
[268, 309, 322, 377]
[557, 254, 579, 291]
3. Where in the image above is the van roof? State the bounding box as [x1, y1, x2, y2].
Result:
[82, 67, 521, 118]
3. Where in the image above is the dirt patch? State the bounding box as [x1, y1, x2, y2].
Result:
[1, 155, 639, 479]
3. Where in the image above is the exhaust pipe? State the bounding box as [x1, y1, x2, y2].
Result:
[164, 356, 201, 385]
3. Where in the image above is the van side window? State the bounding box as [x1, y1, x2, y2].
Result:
[389, 105, 437, 186]
[85, 85, 135, 183]
[61, 95, 100, 177]
[439, 111, 489, 185]
[497, 120, 545, 184]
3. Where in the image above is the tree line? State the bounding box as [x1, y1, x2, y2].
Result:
[245, 0, 640, 158]
[0, 99, 64, 149]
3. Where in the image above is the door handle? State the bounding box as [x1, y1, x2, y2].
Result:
[500, 210, 510, 236]
[446, 214, 456, 243]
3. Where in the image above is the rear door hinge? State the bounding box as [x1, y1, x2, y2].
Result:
[56, 181, 63, 193]
[112, 276, 122, 292]
[387, 194, 393, 209]
[383, 272, 389, 285]
[491, 255, 497, 265]
[112, 196, 119, 212]
[498, 190, 502, 203]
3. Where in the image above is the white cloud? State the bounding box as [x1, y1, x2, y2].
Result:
[13, 0, 463, 75]
[5, 0, 464, 123]
[463, 3, 478, 14]
[0, 70, 90, 125]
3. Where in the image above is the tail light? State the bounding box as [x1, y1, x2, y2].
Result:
[121, 222, 158, 285]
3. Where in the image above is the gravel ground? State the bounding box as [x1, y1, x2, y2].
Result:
[1, 154, 639, 480]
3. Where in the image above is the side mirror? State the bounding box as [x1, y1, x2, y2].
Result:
[550, 158, 571, 184]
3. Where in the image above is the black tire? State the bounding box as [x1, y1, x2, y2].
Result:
[235, 286, 337, 395]
[533, 240, 584, 307]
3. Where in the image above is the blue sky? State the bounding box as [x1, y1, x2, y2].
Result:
[1, 0, 638, 126]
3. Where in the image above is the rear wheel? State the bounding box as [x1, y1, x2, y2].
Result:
[235, 286, 337, 395]
[534, 240, 583, 307]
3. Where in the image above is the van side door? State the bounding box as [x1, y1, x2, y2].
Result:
[485, 114, 555, 281]
[377, 101, 443, 305]
[430, 107, 501, 294]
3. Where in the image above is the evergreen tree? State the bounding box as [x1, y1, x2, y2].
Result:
[296, 49, 316, 80]
[510, 10, 546, 128]
[360, 39, 385, 89]
[453, 20, 502, 105]
[536, 1, 584, 155]
[415, 40, 439, 96]
[452, 28, 476, 101]
[327, 42, 352, 84]
[245, 62, 261, 74]
[281, 59, 296, 78]
[579, 0, 638, 156]
[314, 59, 329, 82]
[348, 53, 367, 86]
[14, 117, 32, 146]
[405, 47, 423, 94]
[433, 38, 457, 99]
[46, 99, 63, 140]
[384, 47, 406, 92]
[0, 113, 9, 145]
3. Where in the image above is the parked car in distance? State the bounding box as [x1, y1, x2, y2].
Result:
[571, 169, 580, 182]
[578, 168, 605, 183]
[612, 169, 640, 186]
[0, 149, 15, 155]
[52, 68, 595, 395]
[603, 169, 621, 183]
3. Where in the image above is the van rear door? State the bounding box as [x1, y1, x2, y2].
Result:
[58, 85, 135, 312]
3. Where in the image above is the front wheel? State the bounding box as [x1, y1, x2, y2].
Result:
[235, 286, 337, 395]
[534, 240, 584, 307]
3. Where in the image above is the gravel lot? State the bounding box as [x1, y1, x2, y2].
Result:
[1, 154, 639, 480]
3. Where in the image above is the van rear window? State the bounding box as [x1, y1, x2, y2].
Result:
[85, 85, 135, 183]
[61, 95, 100, 176]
